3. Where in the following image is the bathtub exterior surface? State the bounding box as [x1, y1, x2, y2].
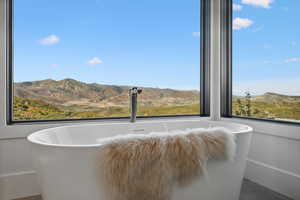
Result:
[28, 119, 253, 200]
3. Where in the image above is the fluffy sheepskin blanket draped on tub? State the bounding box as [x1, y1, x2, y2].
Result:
[98, 127, 236, 200]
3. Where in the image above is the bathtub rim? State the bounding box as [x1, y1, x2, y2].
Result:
[27, 119, 253, 148]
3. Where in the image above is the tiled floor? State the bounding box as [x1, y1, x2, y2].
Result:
[15, 179, 293, 200]
[239, 179, 293, 200]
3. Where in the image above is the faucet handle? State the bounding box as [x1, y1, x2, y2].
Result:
[129, 87, 143, 95]
[137, 88, 143, 94]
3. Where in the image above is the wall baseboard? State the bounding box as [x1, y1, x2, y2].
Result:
[0, 171, 40, 200]
[245, 159, 300, 200]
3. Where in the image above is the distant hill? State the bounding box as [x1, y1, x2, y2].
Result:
[234, 92, 300, 104]
[13, 96, 201, 120]
[12, 79, 300, 121]
[14, 79, 200, 110]
[232, 92, 300, 121]
[252, 92, 300, 104]
[13, 96, 70, 120]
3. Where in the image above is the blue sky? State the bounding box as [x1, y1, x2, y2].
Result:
[233, 0, 300, 95]
[14, 0, 200, 90]
[14, 0, 300, 95]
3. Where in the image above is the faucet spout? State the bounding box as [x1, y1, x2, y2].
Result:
[129, 87, 142, 123]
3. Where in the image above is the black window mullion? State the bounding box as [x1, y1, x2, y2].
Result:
[200, 0, 211, 117]
[220, 0, 232, 117]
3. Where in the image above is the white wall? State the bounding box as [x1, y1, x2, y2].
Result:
[0, 0, 300, 199]
[224, 118, 300, 200]
[0, 1, 53, 198]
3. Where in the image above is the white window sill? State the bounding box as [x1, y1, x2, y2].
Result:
[222, 117, 300, 141]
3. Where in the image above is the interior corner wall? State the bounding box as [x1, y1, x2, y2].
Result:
[224, 118, 300, 200]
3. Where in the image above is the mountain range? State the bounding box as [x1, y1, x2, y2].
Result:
[14, 78, 200, 110]
[15, 79, 300, 108]
[12, 78, 300, 121]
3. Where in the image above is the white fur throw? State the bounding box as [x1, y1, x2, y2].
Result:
[98, 127, 236, 200]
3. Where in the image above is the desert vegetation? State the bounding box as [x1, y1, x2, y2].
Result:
[13, 97, 200, 120]
[13, 79, 200, 120]
[233, 92, 300, 121]
[12, 79, 300, 122]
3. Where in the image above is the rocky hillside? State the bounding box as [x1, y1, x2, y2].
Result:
[14, 79, 200, 110]
[252, 92, 300, 104]
[233, 92, 300, 121]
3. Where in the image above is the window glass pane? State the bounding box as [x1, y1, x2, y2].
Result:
[13, 0, 201, 121]
[232, 1, 300, 122]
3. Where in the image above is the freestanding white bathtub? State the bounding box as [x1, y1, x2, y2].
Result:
[28, 119, 252, 200]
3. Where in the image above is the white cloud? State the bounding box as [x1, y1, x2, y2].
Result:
[284, 57, 300, 63]
[233, 18, 254, 30]
[192, 32, 200, 37]
[39, 35, 60, 45]
[87, 57, 103, 66]
[289, 41, 297, 47]
[233, 3, 243, 11]
[241, 0, 274, 9]
[252, 25, 264, 32]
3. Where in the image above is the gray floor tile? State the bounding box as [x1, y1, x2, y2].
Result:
[15, 179, 293, 200]
[239, 179, 293, 200]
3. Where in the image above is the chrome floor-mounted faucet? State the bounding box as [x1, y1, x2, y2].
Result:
[129, 87, 142, 123]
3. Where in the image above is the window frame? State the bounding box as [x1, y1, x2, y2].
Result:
[6, 0, 211, 125]
[220, 0, 300, 126]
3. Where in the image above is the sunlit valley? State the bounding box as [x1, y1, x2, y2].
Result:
[13, 79, 200, 120]
[13, 78, 300, 122]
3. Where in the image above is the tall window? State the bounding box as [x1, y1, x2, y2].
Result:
[10, 0, 203, 122]
[232, 0, 300, 123]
